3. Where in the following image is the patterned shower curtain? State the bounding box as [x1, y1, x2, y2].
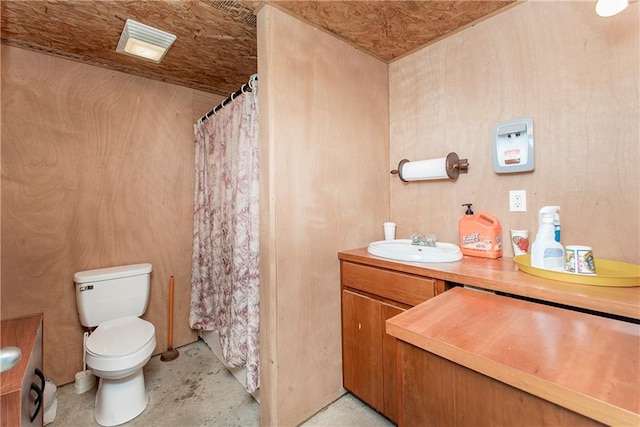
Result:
[189, 82, 259, 393]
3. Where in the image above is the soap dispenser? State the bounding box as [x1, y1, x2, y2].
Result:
[459, 203, 503, 259]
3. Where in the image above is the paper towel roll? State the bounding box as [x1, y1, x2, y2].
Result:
[400, 158, 449, 181]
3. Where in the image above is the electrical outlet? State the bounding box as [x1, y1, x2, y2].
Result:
[509, 190, 527, 212]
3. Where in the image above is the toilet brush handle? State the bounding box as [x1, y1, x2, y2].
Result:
[168, 276, 174, 349]
[83, 331, 88, 371]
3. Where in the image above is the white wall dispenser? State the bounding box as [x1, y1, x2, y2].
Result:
[493, 117, 534, 173]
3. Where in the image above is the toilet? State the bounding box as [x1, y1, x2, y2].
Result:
[74, 263, 155, 426]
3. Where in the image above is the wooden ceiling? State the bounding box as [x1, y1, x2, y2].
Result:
[1, 0, 515, 96]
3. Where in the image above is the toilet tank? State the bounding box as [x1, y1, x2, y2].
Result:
[74, 263, 153, 327]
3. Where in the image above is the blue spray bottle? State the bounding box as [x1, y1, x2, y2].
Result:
[553, 210, 561, 243]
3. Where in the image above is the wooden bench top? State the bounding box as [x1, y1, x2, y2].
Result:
[386, 287, 640, 426]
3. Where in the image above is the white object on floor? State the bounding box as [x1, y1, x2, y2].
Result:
[44, 398, 57, 425]
[74, 369, 96, 394]
[43, 378, 58, 425]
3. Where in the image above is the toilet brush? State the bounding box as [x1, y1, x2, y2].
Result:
[161, 275, 179, 361]
[74, 332, 96, 394]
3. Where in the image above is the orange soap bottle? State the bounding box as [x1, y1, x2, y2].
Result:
[459, 203, 503, 259]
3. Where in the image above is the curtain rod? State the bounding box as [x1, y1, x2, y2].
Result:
[197, 74, 258, 124]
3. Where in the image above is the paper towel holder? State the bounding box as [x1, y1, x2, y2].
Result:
[390, 152, 469, 182]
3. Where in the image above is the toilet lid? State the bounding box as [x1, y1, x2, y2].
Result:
[86, 316, 155, 357]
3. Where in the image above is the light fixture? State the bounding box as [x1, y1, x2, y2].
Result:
[116, 19, 177, 63]
[595, 0, 629, 17]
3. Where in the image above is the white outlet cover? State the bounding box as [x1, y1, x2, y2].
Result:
[509, 190, 527, 212]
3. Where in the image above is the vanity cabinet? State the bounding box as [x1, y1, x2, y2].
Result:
[340, 260, 445, 422]
[1, 314, 44, 427]
[339, 247, 640, 425]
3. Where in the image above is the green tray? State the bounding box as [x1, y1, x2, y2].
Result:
[514, 255, 640, 287]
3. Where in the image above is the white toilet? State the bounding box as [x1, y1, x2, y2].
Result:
[74, 263, 156, 426]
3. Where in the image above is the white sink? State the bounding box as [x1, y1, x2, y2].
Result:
[367, 239, 463, 263]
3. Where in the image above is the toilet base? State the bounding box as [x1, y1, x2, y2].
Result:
[94, 369, 149, 426]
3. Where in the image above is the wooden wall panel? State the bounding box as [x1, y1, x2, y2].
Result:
[258, 6, 389, 426]
[389, 1, 639, 264]
[192, 90, 225, 123]
[1, 45, 223, 385]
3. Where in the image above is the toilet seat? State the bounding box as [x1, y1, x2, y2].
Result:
[87, 316, 155, 357]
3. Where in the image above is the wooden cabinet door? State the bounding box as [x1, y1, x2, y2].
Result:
[342, 290, 384, 412]
[340, 260, 441, 422]
[398, 342, 604, 427]
[382, 303, 404, 423]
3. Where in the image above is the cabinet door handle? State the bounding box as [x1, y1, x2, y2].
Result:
[30, 382, 43, 422]
[35, 367, 45, 389]
[30, 368, 45, 422]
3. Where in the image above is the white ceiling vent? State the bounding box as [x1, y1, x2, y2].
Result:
[116, 19, 177, 63]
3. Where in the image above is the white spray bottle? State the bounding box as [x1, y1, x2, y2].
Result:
[538, 206, 560, 237]
[530, 206, 564, 271]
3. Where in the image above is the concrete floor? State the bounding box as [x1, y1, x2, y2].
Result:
[50, 339, 393, 426]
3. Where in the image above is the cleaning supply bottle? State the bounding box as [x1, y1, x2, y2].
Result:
[459, 203, 503, 259]
[537, 205, 561, 243]
[530, 206, 564, 271]
[553, 210, 561, 243]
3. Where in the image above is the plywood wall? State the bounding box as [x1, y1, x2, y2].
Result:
[389, 1, 639, 264]
[258, 5, 389, 426]
[1, 46, 224, 385]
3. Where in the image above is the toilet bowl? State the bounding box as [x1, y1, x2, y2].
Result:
[74, 263, 155, 426]
[86, 316, 156, 426]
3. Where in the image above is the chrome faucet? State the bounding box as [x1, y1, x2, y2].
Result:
[411, 233, 437, 247]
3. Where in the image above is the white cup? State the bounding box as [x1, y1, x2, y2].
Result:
[565, 245, 596, 274]
[383, 222, 396, 240]
[510, 229, 529, 256]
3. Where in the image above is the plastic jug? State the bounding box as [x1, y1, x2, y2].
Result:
[459, 204, 503, 259]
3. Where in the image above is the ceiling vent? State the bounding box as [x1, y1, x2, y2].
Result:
[116, 19, 177, 63]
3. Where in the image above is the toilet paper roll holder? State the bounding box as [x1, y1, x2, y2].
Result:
[390, 152, 469, 182]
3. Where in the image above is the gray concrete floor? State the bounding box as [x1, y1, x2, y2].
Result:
[49, 339, 393, 426]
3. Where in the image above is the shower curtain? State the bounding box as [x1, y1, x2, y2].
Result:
[189, 82, 259, 393]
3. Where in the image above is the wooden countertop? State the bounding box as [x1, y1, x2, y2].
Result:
[339, 248, 640, 320]
[386, 287, 640, 426]
[1, 313, 43, 396]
